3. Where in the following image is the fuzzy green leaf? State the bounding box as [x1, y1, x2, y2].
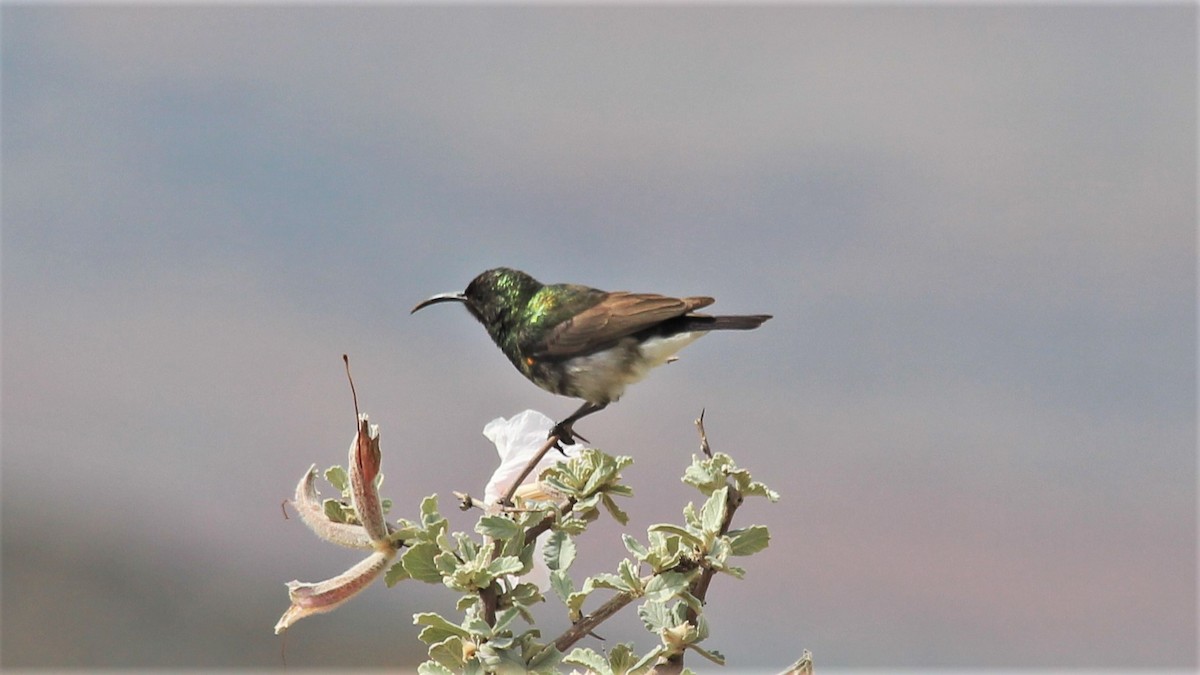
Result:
[550, 569, 574, 604]
[647, 523, 704, 550]
[727, 525, 771, 556]
[434, 550, 462, 578]
[322, 498, 349, 524]
[688, 643, 726, 665]
[699, 487, 729, 535]
[324, 465, 349, 492]
[420, 494, 442, 525]
[543, 530, 576, 572]
[630, 645, 664, 672]
[617, 558, 643, 594]
[607, 643, 638, 674]
[488, 556, 525, 578]
[413, 612, 469, 644]
[401, 542, 445, 583]
[622, 534, 649, 560]
[428, 635, 466, 670]
[509, 581, 543, 608]
[526, 644, 564, 674]
[384, 561, 410, 587]
[476, 514, 521, 540]
[417, 661, 455, 675]
[638, 600, 672, 632]
[601, 493, 630, 525]
[589, 572, 631, 592]
[644, 571, 694, 604]
[563, 647, 611, 675]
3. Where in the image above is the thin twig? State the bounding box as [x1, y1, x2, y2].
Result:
[553, 590, 637, 652]
[500, 433, 561, 506]
[453, 491, 480, 511]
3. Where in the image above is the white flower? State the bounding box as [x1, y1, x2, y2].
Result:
[481, 410, 584, 590]
[482, 410, 584, 507]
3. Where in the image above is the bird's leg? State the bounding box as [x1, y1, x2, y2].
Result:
[551, 401, 607, 447]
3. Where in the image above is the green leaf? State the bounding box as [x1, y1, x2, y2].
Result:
[741, 478, 780, 502]
[401, 542, 445, 583]
[417, 661, 455, 675]
[501, 522, 527, 558]
[589, 572, 630, 592]
[477, 643, 528, 675]
[542, 530, 576, 572]
[549, 568, 574, 604]
[434, 550, 462, 578]
[420, 494, 442, 526]
[699, 487, 728, 535]
[720, 563, 746, 579]
[727, 525, 771, 556]
[644, 571, 694, 604]
[630, 645, 664, 672]
[517, 540, 536, 575]
[687, 643, 726, 665]
[622, 534, 649, 560]
[601, 493, 629, 525]
[647, 523, 704, 550]
[454, 531, 480, 560]
[606, 483, 634, 497]
[510, 581, 543, 608]
[463, 658, 485, 675]
[492, 606, 521, 634]
[526, 644, 564, 674]
[413, 612, 469, 644]
[638, 600, 672, 632]
[607, 643, 638, 674]
[384, 561, 410, 587]
[323, 498, 350, 524]
[488, 555, 525, 577]
[324, 465, 349, 492]
[563, 647, 611, 675]
[644, 532, 683, 573]
[617, 558, 643, 594]
[681, 459, 722, 494]
[476, 514, 521, 540]
[555, 516, 589, 536]
[428, 635, 466, 670]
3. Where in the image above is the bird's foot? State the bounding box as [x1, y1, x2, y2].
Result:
[550, 421, 589, 450]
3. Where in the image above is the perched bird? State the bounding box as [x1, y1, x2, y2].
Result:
[412, 267, 771, 443]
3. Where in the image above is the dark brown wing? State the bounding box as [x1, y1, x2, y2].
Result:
[537, 292, 714, 357]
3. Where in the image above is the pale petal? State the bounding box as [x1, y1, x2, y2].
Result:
[483, 410, 583, 505]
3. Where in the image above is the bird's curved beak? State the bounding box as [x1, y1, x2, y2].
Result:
[411, 292, 468, 314]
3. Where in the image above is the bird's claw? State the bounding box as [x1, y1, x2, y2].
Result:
[549, 422, 588, 450]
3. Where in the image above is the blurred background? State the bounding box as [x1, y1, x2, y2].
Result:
[2, 4, 1195, 671]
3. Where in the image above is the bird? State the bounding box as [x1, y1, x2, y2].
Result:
[411, 267, 771, 443]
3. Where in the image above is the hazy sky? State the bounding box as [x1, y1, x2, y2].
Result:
[2, 4, 1195, 670]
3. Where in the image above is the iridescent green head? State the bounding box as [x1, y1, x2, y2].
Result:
[411, 267, 543, 332]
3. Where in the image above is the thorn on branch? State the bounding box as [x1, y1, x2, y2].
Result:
[695, 409, 712, 458]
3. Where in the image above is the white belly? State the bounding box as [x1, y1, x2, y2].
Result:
[564, 331, 705, 404]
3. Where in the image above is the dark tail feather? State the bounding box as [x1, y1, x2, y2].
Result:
[671, 313, 772, 332]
